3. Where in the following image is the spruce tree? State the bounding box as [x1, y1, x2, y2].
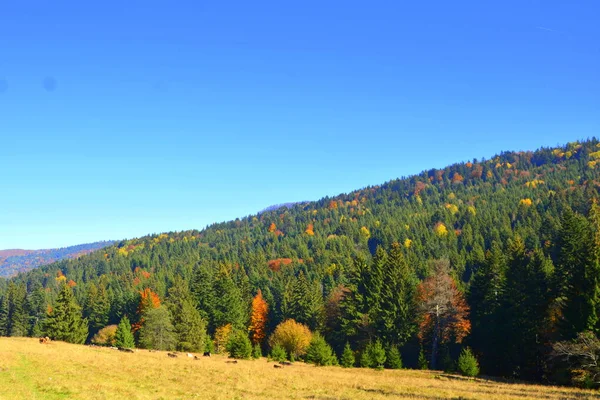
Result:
[191, 263, 216, 330]
[379, 243, 417, 346]
[168, 279, 207, 352]
[7, 282, 28, 337]
[0, 295, 8, 336]
[501, 239, 553, 379]
[86, 283, 110, 338]
[44, 284, 88, 344]
[556, 209, 598, 337]
[138, 306, 176, 350]
[386, 344, 403, 369]
[468, 241, 506, 375]
[115, 315, 135, 348]
[212, 266, 245, 330]
[341, 342, 355, 368]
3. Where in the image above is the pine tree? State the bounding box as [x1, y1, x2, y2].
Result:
[457, 347, 480, 377]
[556, 209, 598, 336]
[286, 272, 323, 331]
[306, 333, 337, 366]
[468, 241, 506, 375]
[341, 342, 355, 368]
[44, 284, 88, 344]
[379, 243, 417, 345]
[86, 283, 110, 338]
[386, 344, 403, 369]
[191, 263, 216, 329]
[7, 282, 28, 337]
[25, 284, 47, 337]
[168, 279, 206, 352]
[501, 239, 553, 379]
[418, 346, 428, 370]
[0, 295, 8, 336]
[138, 306, 176, 350]
[340, 255, 375, 348]
[115, 316, 135, 348]
[212, 266, 245, 330]
[368, 339, 386, 370]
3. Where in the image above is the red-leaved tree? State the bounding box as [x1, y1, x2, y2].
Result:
[417, 260, 470, 369]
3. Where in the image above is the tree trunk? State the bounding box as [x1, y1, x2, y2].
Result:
[430, 305, 440, 370]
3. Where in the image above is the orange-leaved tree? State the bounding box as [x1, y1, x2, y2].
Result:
[416, 260, 470, 370]
[249, 289, 269, 345]
[132, 288, 161, 332]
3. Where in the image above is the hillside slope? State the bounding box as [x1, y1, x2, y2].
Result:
[0, 242, 114, 278]
[0, 338, 596, 400]
[3, 138, 600, 386]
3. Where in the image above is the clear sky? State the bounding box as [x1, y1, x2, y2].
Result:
[1, 1, 599, 250]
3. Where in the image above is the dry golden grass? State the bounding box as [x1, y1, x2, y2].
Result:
[1, 337, 599, 400]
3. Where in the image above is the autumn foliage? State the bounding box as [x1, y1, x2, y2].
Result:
[267, 258, 293, 272]
[133, 288, 161, 332]
[269, 319, 312, 359]
[249, 290, 268, 345]
[417, 260, 470, 368]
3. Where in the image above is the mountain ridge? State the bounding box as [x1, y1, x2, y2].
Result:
[0, 241, 115, 278]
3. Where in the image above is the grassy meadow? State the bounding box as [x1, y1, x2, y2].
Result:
[0, 337, 599, 400]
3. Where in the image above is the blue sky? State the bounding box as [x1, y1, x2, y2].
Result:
[1, 1, 599, 249]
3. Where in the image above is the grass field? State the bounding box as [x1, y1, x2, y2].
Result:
[1, 338, 599, 400]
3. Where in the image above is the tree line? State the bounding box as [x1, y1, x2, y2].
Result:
[2, 139, 600, 386]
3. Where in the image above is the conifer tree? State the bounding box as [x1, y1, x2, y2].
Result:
[85, 283, 110, 338]
[386, 344, 403, 369]
[379, 243, 417, 345]
[468, 241, 506, 374]
[191, 263, 216, 327]
[341, 342, 355, 368]
[0, 295, 8, 336]
[501, 239, 554, 379]
[168, 279, 206, 352]
[44, 284, 88, 344]
[213, 266, 245, 330]
[115, 315, 135, 349]
[555, 209, 598, 337]
[138, 305, 176, 350]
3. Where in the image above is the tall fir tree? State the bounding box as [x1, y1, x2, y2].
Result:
[44, 284, 88, 344]
[115, 315, 135, 348]
[501, 239, 554, 379]
[167, 279, 207, 352]
[379, 242, 417, 346]
[555, 209, 599, 337]
[468, 241, 506, 375]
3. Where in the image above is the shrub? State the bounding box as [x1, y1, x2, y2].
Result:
[268, 319, 312, 360]
[226, 330, 252, 359]
[385, 345, 403, 369]
[204, 337, 214, 353]
[418, 346, 428, 370]
[305, 334, 337, 366]
[91, 325, 117, 346]
[214, 324, 233, 353]
[360, 350, 371, 368]
[341, 343, 355, 368]
[457, 347, 479, 377]
[252, 343, 262, 359]
[269, 344, 287, 362]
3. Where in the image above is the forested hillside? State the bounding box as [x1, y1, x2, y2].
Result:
[2, 139, 600, 387]
[0, 241, 114, 278]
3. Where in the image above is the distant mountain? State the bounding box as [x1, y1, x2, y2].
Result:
[0, 241, 114, 278]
